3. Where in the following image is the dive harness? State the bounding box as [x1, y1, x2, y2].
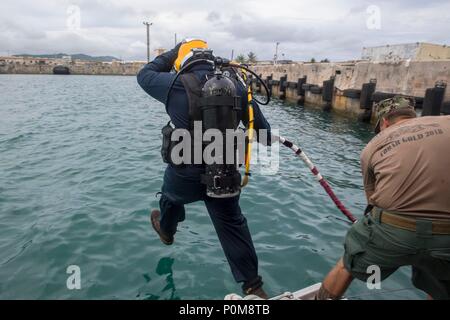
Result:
[162, 49, 271, 198]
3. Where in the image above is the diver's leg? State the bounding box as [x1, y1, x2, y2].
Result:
[157, 166, 186, 238]
[204, 196, 267, 298]
[156, 165, 205, 239]
[156, 195, 185, 239]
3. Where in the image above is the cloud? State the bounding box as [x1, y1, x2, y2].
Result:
[0, 0, 448, 61]
[207, 11, 221, 23]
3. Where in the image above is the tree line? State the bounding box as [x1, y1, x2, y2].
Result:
[235, 52, 257, 64]
[233, 52, 331, 64]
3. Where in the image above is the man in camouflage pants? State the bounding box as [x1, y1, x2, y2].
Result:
[317, 97, 450, 300]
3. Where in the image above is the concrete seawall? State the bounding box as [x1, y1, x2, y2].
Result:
[0, 62, 144, 76]
[251, 60, 450, 120]
[2, 57, 449, 120]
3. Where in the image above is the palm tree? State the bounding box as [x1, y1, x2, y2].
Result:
[247, 52, 257, 64]
[236, 54, 246, 64]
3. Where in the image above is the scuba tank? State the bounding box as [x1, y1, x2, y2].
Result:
[199, 66, 242, 198]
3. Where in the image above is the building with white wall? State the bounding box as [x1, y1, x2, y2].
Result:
[362, 43, 450, 63]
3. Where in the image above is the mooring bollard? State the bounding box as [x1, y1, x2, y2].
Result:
[358, 79, 377, 122]
[279, 75, 288, 100]
[323, 102, 332, 112]
[360, 79, 377, 110]
[321, 76, 335, 112]
[322, 76, 335, 103]
[422, 81, 447, 116]
[297, 76, 307, 105]
[266, 74, 273, 97]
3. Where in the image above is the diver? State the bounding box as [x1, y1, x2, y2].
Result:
[137, 39, 272, 299]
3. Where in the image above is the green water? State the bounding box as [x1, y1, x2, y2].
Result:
[0, 74, 424, 300]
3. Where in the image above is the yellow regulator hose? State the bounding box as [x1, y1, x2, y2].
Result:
[241, 70, 254, 188]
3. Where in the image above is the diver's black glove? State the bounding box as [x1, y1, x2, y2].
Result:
[149, 42, 182, 72]
[158, 42, 182, 68]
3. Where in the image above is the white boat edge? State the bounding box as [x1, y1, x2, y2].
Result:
[224, 283, 323, 300]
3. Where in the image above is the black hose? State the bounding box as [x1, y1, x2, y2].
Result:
[231, 63, 271, 106]
[165, 58, 271, 107]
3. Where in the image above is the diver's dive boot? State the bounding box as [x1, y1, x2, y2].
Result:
[150, 210, 174, 245]
[245, 287, 269, 300]
[243, 276, 268, 299]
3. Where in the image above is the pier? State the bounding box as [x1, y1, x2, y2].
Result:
[250, 43, 450, 122]
[2, 43, 449, 121]
[0, 56, 144, 76]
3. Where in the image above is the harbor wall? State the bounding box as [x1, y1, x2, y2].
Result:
[0, 61, 144, 76]
[362, 43, 450, 62]
[2, 56, 449, 120]
[251, 60, 450, 120]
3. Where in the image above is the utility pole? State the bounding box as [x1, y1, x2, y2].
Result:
[143, 21, 153, 63]
[174, 33, 177, 46]
[231, 49, 234, 61]
[274, 42, 280, 66]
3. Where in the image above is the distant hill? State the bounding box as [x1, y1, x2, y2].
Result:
[13, 53, 120, 62]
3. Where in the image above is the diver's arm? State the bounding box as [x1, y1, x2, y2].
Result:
[252, 101, 273, 146]
[238, 82, 272, 146]
[136, 45, 180, 104]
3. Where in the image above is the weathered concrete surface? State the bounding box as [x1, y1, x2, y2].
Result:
[252, 60, 450, 99]
[252, 59, 450, 118]
[304, 91, 325, 108]
[2, 54, 449, 119]
[417, 44, 450, 60]
[332, 93, 361, 117]
[351, 60, 450, 100]
[253, 63, 341, 87]
[362, 43, 450, 62]
[0, 64, 54, 74]
[285, 87, 301, 103]
[0, 61, 144, 76]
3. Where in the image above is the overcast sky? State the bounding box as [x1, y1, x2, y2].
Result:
[0, 0, 449, 61]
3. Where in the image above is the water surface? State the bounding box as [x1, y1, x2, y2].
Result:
[0, 74, 424, 299]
